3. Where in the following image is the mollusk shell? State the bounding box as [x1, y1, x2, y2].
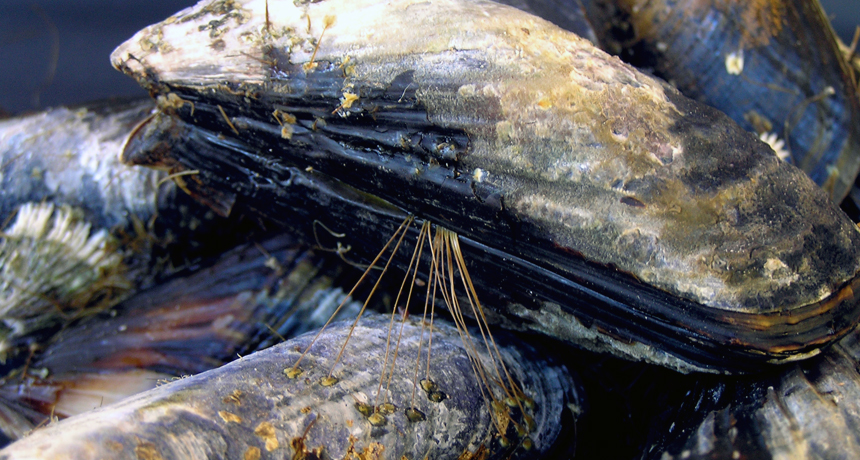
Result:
[0, 233, 361, 442]
[0, 315, 580, 460]
[644, 325, 860, 459]
[0, 99, 159, 231]
[0, 99, 259, 360]
[112, 0, 860, 372]
[580, 0, 860, 204]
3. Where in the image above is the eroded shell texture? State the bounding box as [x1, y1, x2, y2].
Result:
[110, 0, 860, 372]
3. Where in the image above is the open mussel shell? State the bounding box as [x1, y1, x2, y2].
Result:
[581, 0, 860, 204]
[112, 0, 860, 372]
[0, 315, 581, 459]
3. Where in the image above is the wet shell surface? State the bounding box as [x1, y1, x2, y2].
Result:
[581, 0, 860, 204]
[0, 232, 362, 442]
[0, 315, 580, 460]
[112, 0, 860, 372]
[644, 325, 860, 460]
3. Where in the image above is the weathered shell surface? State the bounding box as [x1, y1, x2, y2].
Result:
[643, 326, 860, 459]
[0, 233, 361, 441]
[111, 0, 860, 372]
[0, 315, 580, 460]
[0, 99, 158, 230]
[580, 0, 860, 204]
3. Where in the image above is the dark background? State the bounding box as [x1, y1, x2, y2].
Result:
[0, 0, 194, 115]
[0, 0, 858, 116]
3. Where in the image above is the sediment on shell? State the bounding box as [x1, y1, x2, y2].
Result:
[111, 0, 860, 372]
[579, 0, 860, 205]
[0, 315, 580, 460]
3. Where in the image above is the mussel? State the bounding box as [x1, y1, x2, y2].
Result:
[638, 323, 860, 459]
[0, 99, 159, 231]
[0, 315, 581, 460]
[578, 0, 860, 205]
[0, 98, 270, 360]
[111, 0, 860, 373]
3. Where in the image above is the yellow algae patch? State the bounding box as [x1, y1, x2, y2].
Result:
[341, 92, 359, 109]
[244, 446, 261, 460]
[135, 442, 164, 460]
[255, 421, 280, 451]
[218, 411, 243, 424]
[536, 96, 552, 109]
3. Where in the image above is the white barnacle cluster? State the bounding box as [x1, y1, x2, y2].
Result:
[725, 49, 744, 75]
[0, 203, 129, 359]
[759, 132, 789, 161]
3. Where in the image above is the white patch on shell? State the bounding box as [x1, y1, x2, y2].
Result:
[763, 257, 798, 286]
[506, 302, 718, 374]
[725, 50, 744, 75]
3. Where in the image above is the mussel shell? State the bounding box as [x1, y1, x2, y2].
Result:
[0, 98, 265, 361]
[0, 98, 158, 230]
[31, 234, 358, 377]
[112, 0, 860, 372]
[642, 325, 860, 459]
[581, 0, 860, 204]
[0, 315, 580, 459]
[0, 233, 363, 442]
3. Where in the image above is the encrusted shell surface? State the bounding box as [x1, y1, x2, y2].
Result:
[110, 0, 860, 371]
[581, 0, 860, 204]
[0, 315, 579, 459]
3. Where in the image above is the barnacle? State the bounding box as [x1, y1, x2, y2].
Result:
[759, 131, 789, 161]
[0, 203, 128, 361]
